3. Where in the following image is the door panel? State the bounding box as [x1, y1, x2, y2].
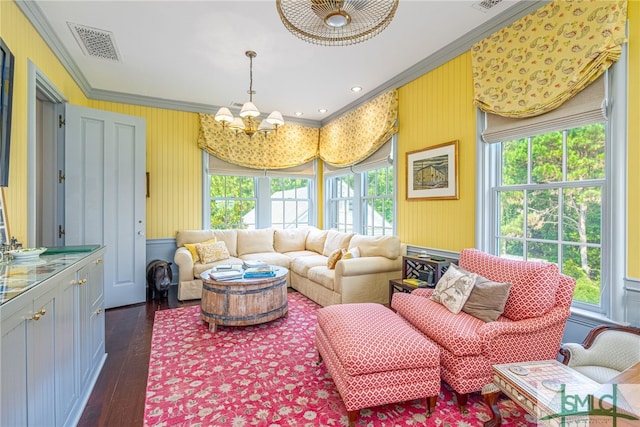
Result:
[65, 104, 146, 308]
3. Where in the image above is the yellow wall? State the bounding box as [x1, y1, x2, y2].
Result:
[396, 53, 476, 251]
[88, 102, 202, 239]
[0, 0, 88, 242]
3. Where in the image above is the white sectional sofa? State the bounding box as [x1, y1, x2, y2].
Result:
[174, 227, 405, 306]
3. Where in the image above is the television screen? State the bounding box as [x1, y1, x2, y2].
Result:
[0, 37, 15, 187]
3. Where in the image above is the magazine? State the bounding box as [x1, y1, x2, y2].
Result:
[209, 270, 244, 281]
[242, 260, 269, 269]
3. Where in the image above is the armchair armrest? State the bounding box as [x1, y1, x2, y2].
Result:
[174, 247, 195, 282]
[335, 256, 401, 277]
[559, 343, 597, 367]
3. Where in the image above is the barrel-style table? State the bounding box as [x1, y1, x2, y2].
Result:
[200, 266, 288, 332]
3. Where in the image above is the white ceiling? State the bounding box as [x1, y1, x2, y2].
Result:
[22, 0, 544, 126]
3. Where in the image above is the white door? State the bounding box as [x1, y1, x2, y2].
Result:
[64, 104, 146, 308]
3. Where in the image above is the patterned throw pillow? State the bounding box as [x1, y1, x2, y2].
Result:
[341, 247, 360, 260]
[431, 264, 478, 314]
[327, 248, 343, 269]
[184, 238, 216, 262]
[196, 241, 230, 264]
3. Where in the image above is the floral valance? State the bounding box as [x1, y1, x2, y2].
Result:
[198, 114, 319, 169]
[472, 0, 627, 118]
[319, 89, 398, 166]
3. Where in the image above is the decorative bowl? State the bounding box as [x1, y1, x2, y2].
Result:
[9, 247, 48, 259]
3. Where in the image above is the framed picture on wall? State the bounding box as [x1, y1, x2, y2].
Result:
[406, 140, 459, 200]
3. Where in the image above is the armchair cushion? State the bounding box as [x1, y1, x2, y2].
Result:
[461, 276, 512, 322]
[430, 265, 477, 314]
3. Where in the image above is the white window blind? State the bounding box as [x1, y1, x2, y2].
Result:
[208, 155, 316, 177]
[323, 138, 393, 177]
[482, 75, 607, 144]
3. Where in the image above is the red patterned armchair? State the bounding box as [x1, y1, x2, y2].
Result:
[392, 248, 576, 411]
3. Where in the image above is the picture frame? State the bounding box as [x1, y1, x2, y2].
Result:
[0, 37, 15, 187]
[406, 140, 459, 200]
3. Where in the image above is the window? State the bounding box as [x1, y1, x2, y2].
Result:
[208, 175, 256, 229]
[205, 158, 316, 230]
[325, 138, 396, 236]
[495, 124, 605, 307]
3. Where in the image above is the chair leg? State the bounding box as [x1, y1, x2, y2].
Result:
[425, 395, 438, 417]
[347, 410, 358, 427]
[454, 391, 469, 414]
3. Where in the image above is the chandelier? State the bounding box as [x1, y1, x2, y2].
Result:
[215, 51, 284, 137]
[276, 0, 399, 47]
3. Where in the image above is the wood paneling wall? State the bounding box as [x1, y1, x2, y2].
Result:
[396, 53, 476, 251]
[628, 1, 640, 278]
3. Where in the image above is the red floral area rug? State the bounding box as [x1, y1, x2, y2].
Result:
[144, 292, 535, 426]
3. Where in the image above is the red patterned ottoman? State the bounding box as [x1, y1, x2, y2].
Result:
[316, 303, 440, 427]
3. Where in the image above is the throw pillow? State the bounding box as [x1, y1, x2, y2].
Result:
[461, 276, 512, 322]
[341, 247, 360, 259]
[196, 241, 230, 264]
[327, 248, 343, 269]
[184, 237, 216, 262]
[431, 264, 478, 314]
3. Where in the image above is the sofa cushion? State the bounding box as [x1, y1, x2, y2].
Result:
[274, 228, 309, 253]
[290, 255, 329, 277]
[213, 229, 238, 257]
[196, 241, 229, 264]
[341, 247, 360, 259]
[184, 237, 216, 262]
[322, 230, 354, 256]
[327, 248, 343, 269]
[176, 229, 216, 248]
[237, 228, 274, 256]
[462, 276, 512, 322]
[307, 266, 335, 291]
[348, 235, 401, 259]
[459, 248, 560, 320]
[240, 252, 292, 269]
[431, 265, 478, 314]
[306, 228, 328, 254]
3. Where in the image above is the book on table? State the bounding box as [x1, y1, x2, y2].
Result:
[243, 266, 275, 278]
[215, 264, 242, 271]
[243, 260, 269, 269]
[209, 270, 244, 281]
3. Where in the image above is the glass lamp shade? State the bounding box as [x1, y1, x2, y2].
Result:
[266, 111, 285, 126]
[239, 101, 260, 118]
[214, 107, 234, 123]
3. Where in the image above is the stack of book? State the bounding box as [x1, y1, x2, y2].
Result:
[214, 264, 242, 271]
[209, 269, 244, 281]
[243, 266, 275, 278]
[242, 260, 268, 269]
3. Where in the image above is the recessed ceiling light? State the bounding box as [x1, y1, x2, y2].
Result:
[318, 108, 327, 113]
[294, 112, 304, 116]
[351, 86, 362, 93]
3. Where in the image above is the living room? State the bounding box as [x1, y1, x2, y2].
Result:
[1, 0, 639, 425]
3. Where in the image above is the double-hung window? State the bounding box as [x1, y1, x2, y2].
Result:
[477, 69, 627, 318]
[325, 138, 396, 236]
[205, 156, 315, 230]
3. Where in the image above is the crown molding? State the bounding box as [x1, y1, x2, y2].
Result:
[18, 0, 549, 129]
[321, 0, 551, 126]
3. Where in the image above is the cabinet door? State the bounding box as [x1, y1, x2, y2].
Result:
[55, 271, 79, 427]
[88, 257, 105, 367]
[1, 302, 29, 427]
[26, 288, 57, 426]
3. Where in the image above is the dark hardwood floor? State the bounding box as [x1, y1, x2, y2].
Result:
[77, 286, 199, 427]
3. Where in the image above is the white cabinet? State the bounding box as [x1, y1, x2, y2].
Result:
[0, 248, 106, 427]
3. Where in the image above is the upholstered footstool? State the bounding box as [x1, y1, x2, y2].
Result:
[316, 303, 440, 427]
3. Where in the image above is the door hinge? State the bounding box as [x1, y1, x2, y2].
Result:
[58, 115, 65, 128]
[58, 170, 65, 183]
[58, 225, 65, 239]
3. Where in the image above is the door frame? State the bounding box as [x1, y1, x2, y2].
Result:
[27, 60, 67, 248]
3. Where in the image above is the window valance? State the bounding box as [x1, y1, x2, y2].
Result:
[472, 0, 626, 119]
[198, 113, 319, 169]
[319, 89, 398, 167]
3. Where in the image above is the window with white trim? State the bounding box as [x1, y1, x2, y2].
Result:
[325, 138, 396, 236]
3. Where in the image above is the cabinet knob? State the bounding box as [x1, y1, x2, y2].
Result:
[96, 308, 104, 315]
[95, 259, 103, 264]
[79, 278, 87, 285]
[31, 313, 41, 321]
[39, 308, 46, 315]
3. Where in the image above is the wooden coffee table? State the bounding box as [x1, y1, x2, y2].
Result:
[200, 266, 288, 332]
[483, 360, 601, 426]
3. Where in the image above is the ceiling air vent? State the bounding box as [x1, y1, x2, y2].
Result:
[472, 0, 503, 12]
[68, 22, 121, 61]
